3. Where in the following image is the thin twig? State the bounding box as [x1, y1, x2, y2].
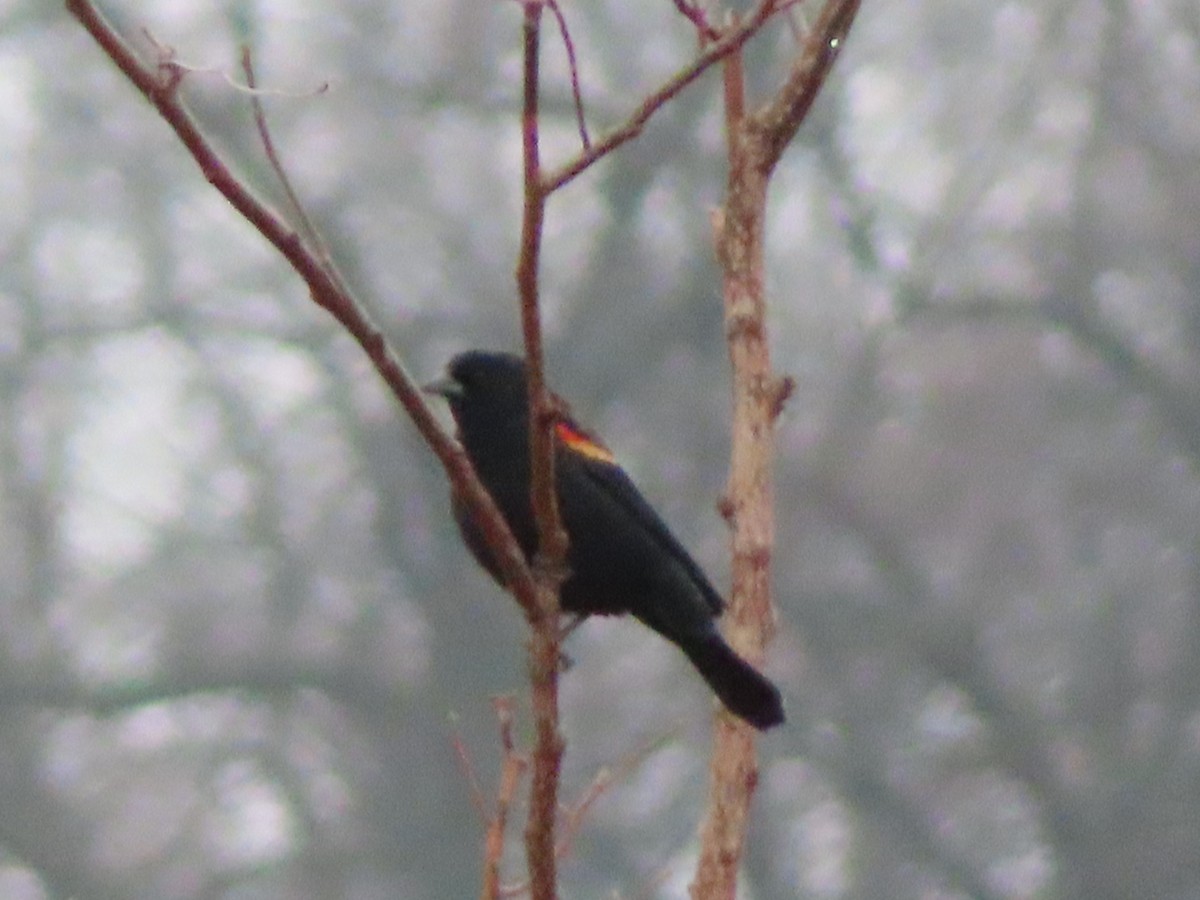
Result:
[139, 28, 330, 98]
[482, 698, 528, 900]
[556, 726, 674, 859]
[240, 46, 341, 285]
[545, 0, 589, 151]
[502, 726, 679, 897]
[453, 726, 493, 828]
[669, 0, 721, 43]
[722, 22, 746, 139]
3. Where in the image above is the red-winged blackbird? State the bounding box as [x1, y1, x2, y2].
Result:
[425, 350, 784, 730]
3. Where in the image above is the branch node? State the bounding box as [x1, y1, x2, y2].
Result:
[769, 374, 796, 420]
[717, 492, 736, 523]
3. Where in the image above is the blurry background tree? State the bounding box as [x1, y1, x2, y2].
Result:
[1, 0, 1198, 898]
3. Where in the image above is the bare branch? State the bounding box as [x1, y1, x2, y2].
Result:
[668, 0, 722, 44]
[481, 698, 529, 900]
[501, 726, 678, 897]
[240, 47, 341, 283]
[693, 43, 771, 900]
[542, 0, 784, 193]
[694, 1, 860, 895]
[514, 5, 567, 898]
[545, 0, 590, 150]
[747, 0, 861, 175]
[556, 727, 673, 859]
[64, 0, 543, 629]
[452, 728, 493, 829]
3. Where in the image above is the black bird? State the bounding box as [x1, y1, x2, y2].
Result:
[425, 350, 784, 730]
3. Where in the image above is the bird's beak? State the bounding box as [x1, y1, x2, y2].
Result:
[423, 375, 463, 401]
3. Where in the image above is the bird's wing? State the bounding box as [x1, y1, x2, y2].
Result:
[554, 419, 726, 616]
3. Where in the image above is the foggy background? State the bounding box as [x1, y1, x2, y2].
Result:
[2, 0, 1198, 897]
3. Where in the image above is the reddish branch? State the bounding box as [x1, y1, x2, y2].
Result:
[693, 3, 860, 897]
[515, 6, 567, 900]
[481, 698, 529, 900]
[544, 0, 590, 150]
[240, 49, 340, 278]
[670, 0, 722, 44]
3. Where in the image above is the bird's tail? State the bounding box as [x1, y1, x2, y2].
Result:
[682, 632, 785, 730]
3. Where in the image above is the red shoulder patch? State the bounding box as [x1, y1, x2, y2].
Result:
[555, 421, 616, 465]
